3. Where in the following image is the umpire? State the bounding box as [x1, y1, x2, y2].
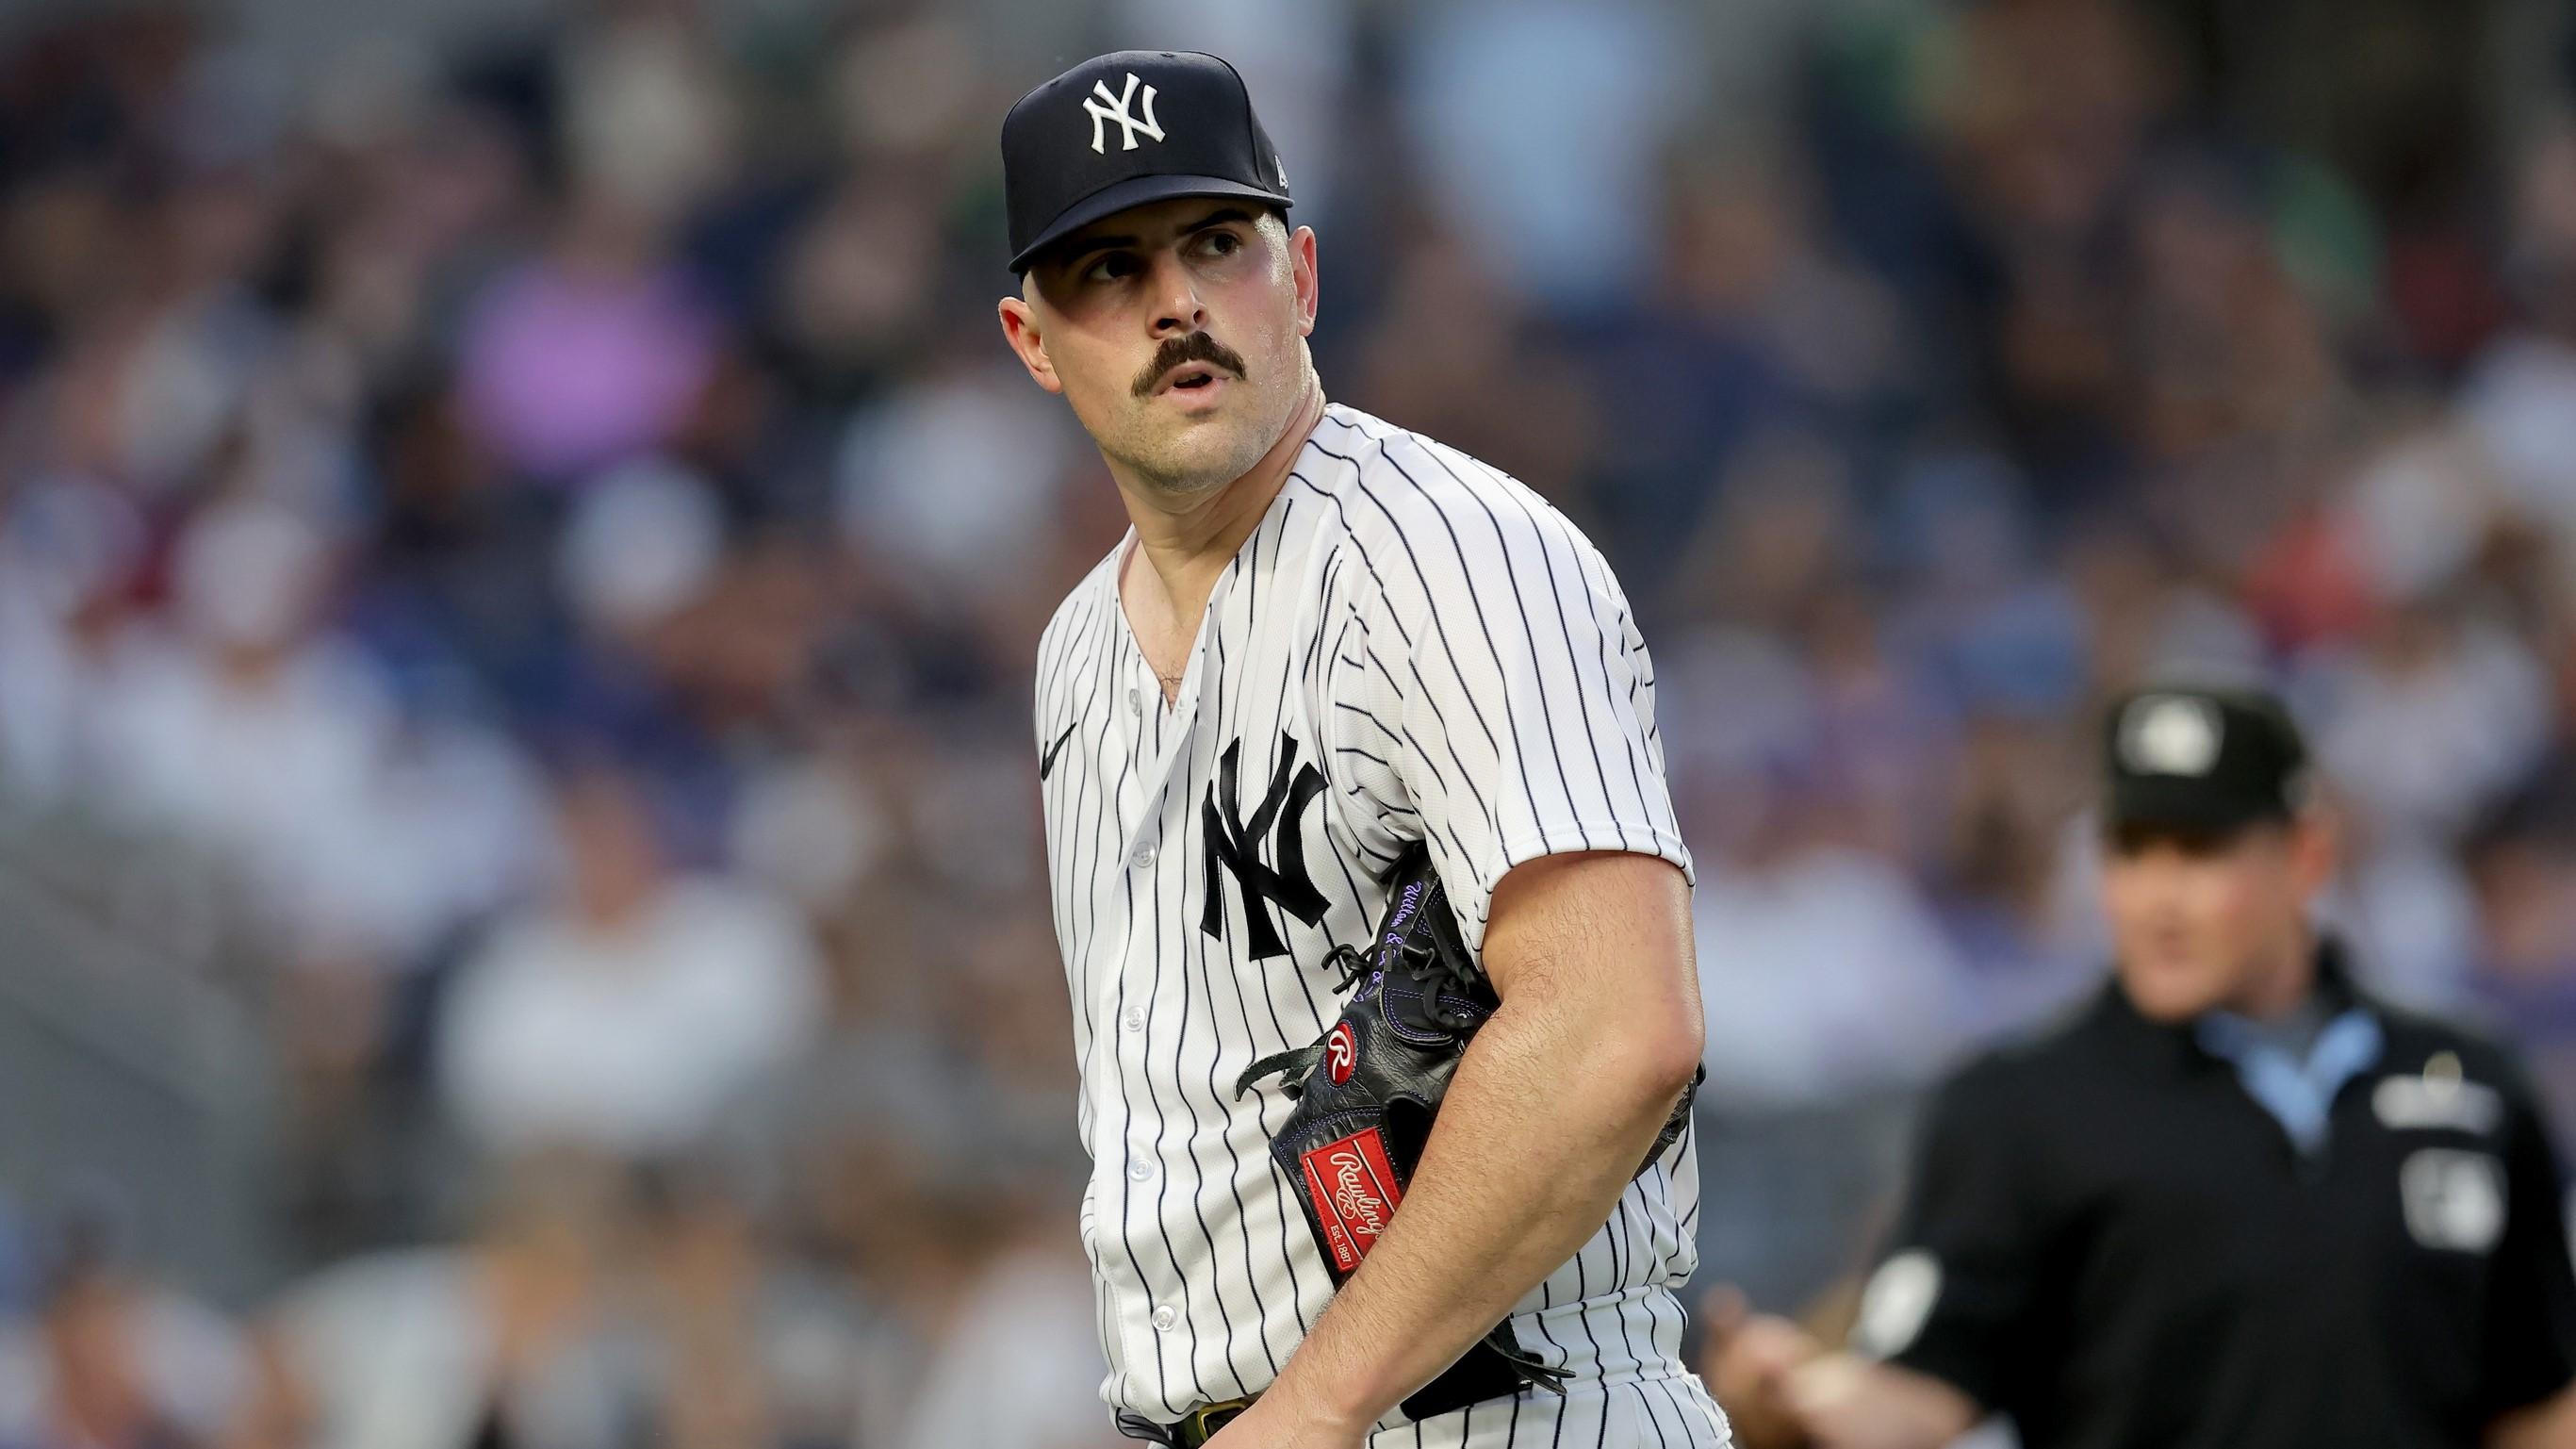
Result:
[1714, 683, 2576, 1449]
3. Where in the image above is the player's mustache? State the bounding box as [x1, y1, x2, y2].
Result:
[1134, 332, 1248, 396]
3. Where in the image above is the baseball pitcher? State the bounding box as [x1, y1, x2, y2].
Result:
[997, 50, 1732, 1449]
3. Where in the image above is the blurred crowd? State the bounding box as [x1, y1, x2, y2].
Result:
[0, 0, 2574, 1444]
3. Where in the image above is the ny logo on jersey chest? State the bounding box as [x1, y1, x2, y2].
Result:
[1201, 733, 1328, 961]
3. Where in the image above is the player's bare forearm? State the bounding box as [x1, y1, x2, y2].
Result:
[1240, 851, 1703, 1438]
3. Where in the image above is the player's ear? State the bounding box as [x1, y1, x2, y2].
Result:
[1288, 223, 1319, 338]
[997, 291, 1063, 394]
[2288, 808, 2338, 899]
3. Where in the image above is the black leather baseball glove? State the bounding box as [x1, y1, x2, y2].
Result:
[1234, 842, 1700, 1422]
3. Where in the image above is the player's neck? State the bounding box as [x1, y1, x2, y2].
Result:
[1119, 382, 1325, 622]
[2223, 926, 2320, 1021]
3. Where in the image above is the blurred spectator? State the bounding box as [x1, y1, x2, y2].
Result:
[1394, 0, 1698, 314]
[834, 360, 1076, 614]
[2464, 766, 2576, 1159]
[1688, 757, 1970, 1111]
[249, 1157, 630, 1449]
[0, 479, 149, 808]
[1665, 624, 1971, 1311]
[1927, 712, 2104, 1035]
[88, 498, 447, 966]
[887, 1195, 1121, 1449]
[1682, 755, 1968, 1310]
[435, 762, 825, 1161]
[453, 198, 717, 483]
[0, 1204, 250, 1449]
[555, 457, 724, 640]
[2466, 118, 2576, 533]
[2300, 601, 2554, 840]
[2330, 774, 2486, 1013]
[613, 1163, 897, 1449]
[555, 1, 739, 229]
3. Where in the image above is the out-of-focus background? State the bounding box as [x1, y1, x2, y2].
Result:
[0, 0, 2574, 1443]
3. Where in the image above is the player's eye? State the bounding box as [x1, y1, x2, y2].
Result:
[1083, 252, 1140, 284]
[1196, 230, 1243, 257]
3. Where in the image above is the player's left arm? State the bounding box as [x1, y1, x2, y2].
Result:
[1222, 850, 1703, 1444]
[1217, 460, 1704, 1445]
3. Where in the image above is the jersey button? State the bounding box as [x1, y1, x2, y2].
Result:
[1152, 1305, 1178, 1332]
[1126, 1154, 1155, 1182]
[1131, 844, 1157, 869]
[1123, 1005, 1147, 1033]
[1127, 685, 1143, 713]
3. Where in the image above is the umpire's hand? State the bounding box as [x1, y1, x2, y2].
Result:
[1699, 1285, 1818, 1449]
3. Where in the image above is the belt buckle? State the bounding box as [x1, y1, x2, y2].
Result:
[1179, 1395, 1256, 1444]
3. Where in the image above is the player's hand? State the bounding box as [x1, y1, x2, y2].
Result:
[1201, 1389, 1370, 1449]
[1699, 1284, 1820, 1449]
[1786, 1350, 1977, 1449]
[1787, 1353, 1903, 1449]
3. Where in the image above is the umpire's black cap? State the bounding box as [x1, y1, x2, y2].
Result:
[2101, 683, 2314, 835]
[1002, 50, 1293, 274]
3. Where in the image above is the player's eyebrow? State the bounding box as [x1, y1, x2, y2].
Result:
[1177, 206, 1255, 235]
[1056, 206, 1257, 267]
[1055, 231, 1139, 266]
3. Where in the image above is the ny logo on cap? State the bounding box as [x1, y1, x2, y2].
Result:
[2121, 695, 2223, 777]
[1084, 72, 1165, 154]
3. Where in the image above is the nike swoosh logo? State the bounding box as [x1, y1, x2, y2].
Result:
[1039, 721, 1077, 782]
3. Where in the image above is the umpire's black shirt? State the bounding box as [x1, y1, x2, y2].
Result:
[1854, 944, 2576, 1449]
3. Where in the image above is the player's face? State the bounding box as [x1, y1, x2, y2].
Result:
[998, 199, 1319, 497]
[2099, 819, 2329, 1021]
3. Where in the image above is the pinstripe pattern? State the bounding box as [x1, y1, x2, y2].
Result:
[1036, 404, 1722, 1442]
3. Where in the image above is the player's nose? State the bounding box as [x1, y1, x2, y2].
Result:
[1146, 253, 1207, 337]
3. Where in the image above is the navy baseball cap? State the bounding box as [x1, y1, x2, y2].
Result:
[2101, 684, 2313, 835]
[1002, 50, 1292, 274]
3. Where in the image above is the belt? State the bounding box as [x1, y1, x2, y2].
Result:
[1114, 1397, 1255, 1446]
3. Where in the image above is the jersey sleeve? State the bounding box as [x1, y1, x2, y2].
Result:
[1852, 1061, 2045, 1415]
[1321, 433, 1690, 955]
[2480, 1060, 2576, 1416]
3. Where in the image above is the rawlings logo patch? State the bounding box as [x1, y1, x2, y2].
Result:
[1299, 1127, 1403, 1273]
[1325, 1022, 1356, 1084]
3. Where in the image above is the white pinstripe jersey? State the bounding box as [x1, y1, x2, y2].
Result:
[1033, 403, 1718, 1441]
